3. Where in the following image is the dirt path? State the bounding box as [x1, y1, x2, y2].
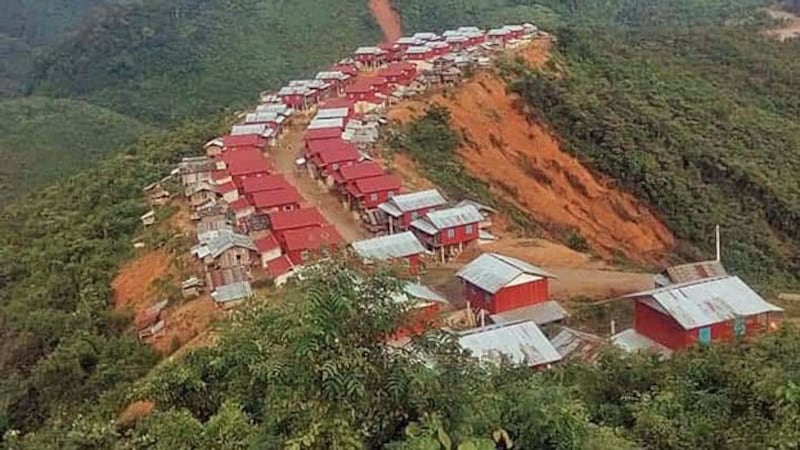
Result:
[272, 119, 367, 242]
[368, 0, 403, 42]
[388, 39, 675, 265]
[766, 7, 800, 41]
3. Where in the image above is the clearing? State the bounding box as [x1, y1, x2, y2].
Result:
[368, 0, 403, 42]
[388, 38, 675, 264]
[765, 7, 800, 41]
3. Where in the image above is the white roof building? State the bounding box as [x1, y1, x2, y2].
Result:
[458, 321, 562, 368]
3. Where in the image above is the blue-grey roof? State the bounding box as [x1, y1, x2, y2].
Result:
[212, 281, 253, 304]
[255, 103, 291, 114]
[411, 204, 482, 232]
[308, 117, 345, 130]
[384, 189, 447, 215]
[458, 321, 562, 367]
[244, 111, 286, 124]
[412, 32, 439, 40]
[490, 301, 568, 325]
[403, 282, 447, 304]
[456, 252, 556, 294]
[625, 276, 783, 330]
[352, 231, 425, 260]
[314, 108, 350, 120]
[611, 329, 672, 357]
[406, 45, 433, 54]
[231, 123, 270, 136]
[194, 230, 257, 259]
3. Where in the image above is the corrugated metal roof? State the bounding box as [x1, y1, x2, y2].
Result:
[207, 231, 257, 258]
[377, 202, 402, 217]
[550, 327, 605, 363]
[231, 123, 272, 137]
[425, 204, 483, 230]
[352, 231, 425, 260]
[255, 103, 291, 114]
[457, 26, 481, 33]
[314, 108, 350, 120]
[409, 218, 437, 235]
[663, 260, 727, 285]
[456, 252, 554, 294]
[412, 32, 439, 40]
[625, 276, 783, 329]
[355, 46, 382, 55]
[308, 117, 345, 130]
[403, 282, 447, 304]
[396, 36, 422, 45]
[458, 321, 562, 367]
[385, 189, 446, 213]
[212, 281, 253, 304]
[490, 301, 569, 326]
[315, 71, 348, 81]
[406, 45, 432, 54]
[455, 199, 497, 213]
[611, 329, 673, 357]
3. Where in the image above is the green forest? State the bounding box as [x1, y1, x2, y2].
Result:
[0, 96, 154, 206]
[505, 0, 800, 289]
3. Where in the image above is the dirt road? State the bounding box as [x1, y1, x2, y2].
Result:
[271, 119, 367, 243]
[369, 0, 403, 42]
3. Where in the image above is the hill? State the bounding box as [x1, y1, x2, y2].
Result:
[0, 96, 155, 207]
[0, 0, 122, 95]
[504, 1, 800, 288]
[31, 0, 382, 124]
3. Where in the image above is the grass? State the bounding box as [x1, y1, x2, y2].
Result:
[0, 96, 155, 207]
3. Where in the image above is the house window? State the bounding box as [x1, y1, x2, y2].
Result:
[370, 193, 378, 202]
[734, 317, 746, 337]
[446, 229, 455, 239]
[698, 326, 712, 344]
[466, 225, 474, 234]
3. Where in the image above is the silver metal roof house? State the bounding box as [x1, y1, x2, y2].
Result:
[244, 111, 287, 125]
[406, 45, 433, 54]
[611, 329, 673, 358]
[352, 231, 426, 261]
[410, 204, 483, 235]
[230, 123, 273, 137]
[396, 36, 423, 45]
[255, 103, 292, 115]
[192, 230, 257, 260]
[550, 327, 605, 363]
[457, 26, 482, 34]
[212, 281, 253, 306]
[316, 71, 349, 81]
[378, 189, 447, 218]
[624, 276, 783, 330]
[184, 181, 218, 197]
[456, 252, 556, 294]
[403, 282, 448, 304]
[308, 117, 345, 130]
[490, 301, 569, 326]
[458, 320, 562, 368]
[355, 46, 384, 55]
[314, 108, 350, 120]
[412, 32, 440, 41]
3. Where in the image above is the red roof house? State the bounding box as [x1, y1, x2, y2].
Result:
[379, 42, 402, 62]
[212, 170, 232, 185]
[308, 146, 361, 180]
[331, 63, 359, 77]
[220, 149, 273, 179]
[278, 224, 343, 265]
[456, 253, 557, 315]
[345, 80, 378, 103]
[268, 207, 326, 233]
[241, 174, 291, 196]
[222, 134, 267, 149]
[255, 233, 282, 268]
[331, 161, 384, 188]
[217, 181, 240, 203]
[346, 174, 402, 210]
[251, 186, 302, 213]
[378, 63, 417, 86]
[228, 197, 255, 221]
[267, 255, 295, 285]
[368, 76, 392, 95]
[305, 138, 356, 158]
[304, 127, 343, 143]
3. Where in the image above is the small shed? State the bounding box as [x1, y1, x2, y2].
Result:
[255, 234, 282, 268]
[134, 300, 168, 339]
[351, 231, 427, 274]
[140, 210, 156, 227]
[458, 321, 562, 369]
[550, 327, 605, 363]
[181, 277, 203, 299]
[211, 281, 253, 310]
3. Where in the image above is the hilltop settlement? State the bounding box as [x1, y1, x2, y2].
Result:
[138, 23, 784, 368]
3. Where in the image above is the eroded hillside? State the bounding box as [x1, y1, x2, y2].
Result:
[389, 40, 674, 264]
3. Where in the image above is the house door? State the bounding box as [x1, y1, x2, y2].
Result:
[734, 317, 746, 337]
[698, 326, 712, 345]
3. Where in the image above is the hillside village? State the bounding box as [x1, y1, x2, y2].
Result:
[137, 23, 785, 369]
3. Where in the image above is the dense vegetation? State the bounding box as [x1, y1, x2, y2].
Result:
[0, 0, 122, 95]
[503, 0, 800, 288]
[0, 117, 224, 439]
[31, 0, 381, 124]
[394, 0, 562, 32]
[9, 261, 800, 449]
[0, 96, 155, 206]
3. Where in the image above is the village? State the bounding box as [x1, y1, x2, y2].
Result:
[136, 23, 785, 369]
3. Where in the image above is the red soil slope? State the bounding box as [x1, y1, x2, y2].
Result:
[388, 40, 675, 263]
[369, 0, 403, 42]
